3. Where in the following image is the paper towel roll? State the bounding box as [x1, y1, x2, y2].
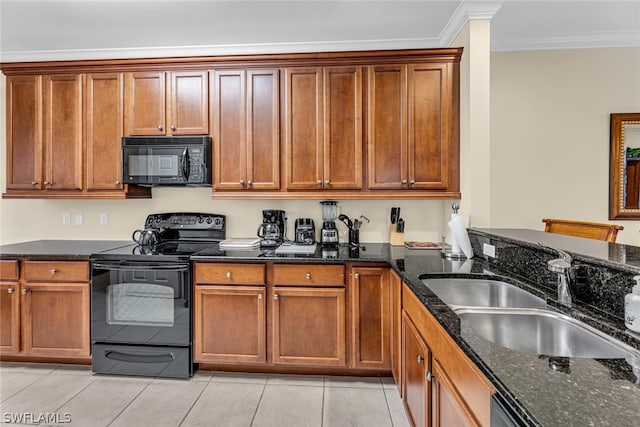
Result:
[448, 214, 474, 258]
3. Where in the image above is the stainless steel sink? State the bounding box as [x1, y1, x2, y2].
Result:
[422, 278, 548, 309]
[456, 307, 640, 359]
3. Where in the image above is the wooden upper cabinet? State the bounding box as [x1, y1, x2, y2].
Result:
[212, 69, 279, 191]
[408, 63, 450, 190]
[6, 75, 43, 190]
[125, 71, 208, 136]
[285, 66, 363, 191]
[368, 65, 407, 190]
[368, 63, 453, 190]
[43, 74, 83, 191]
[85, 73, 124, 190]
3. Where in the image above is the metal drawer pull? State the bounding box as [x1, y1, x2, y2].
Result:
[105, 350, 174, 364]
[170, 124, 176, 131]
[402, 179, 407, 185]
[157, 125, 163, 131]
[258, 294, 263, 300]
[354, 273, 360, 279]
[21, 289, 27, 295]
[316, 180, 322, 185]
[305, 273, 312, 280]
[114, 180, 120, 185]
[7, 288, 14, 294]
[324, 180, 330, 185]
[274, 294, 279, 300]
[50, 268, 57, 275]
[417, 354, 424, 363]
[410, 179, 415, 185]
[226, 272, 232, 279]
[31, 181, 38, 185]
[426, 371, 433, 382]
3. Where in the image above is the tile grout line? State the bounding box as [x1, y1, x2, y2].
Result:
[0, 368, 51, 404]
[320, 376, 326, 427]
[380, 381, 396, 427]
[105, 376, 155, 427]
[248, 376, 269, 427]
[177, 372, 215, 427]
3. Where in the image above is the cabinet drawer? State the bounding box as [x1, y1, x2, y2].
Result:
[0, 260, 19, 281]
[23, 261, 89, 282]
[272, 264, 344, 287]
[195, 263, 265, 285]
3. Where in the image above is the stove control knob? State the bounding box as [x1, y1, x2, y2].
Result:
[198, 217, 204, 224]
[206, 217, 213, 224]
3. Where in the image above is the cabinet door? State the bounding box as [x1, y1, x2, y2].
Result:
[212, 70, 247, 190]
[323, 66, 362, 190]
[402, 312, 431, 427]
[85, 73, 124, 190]
[43, 74, 83, 191]
[194, 285, 266, 364]
[22, 282, 90, 357]
[0, 282, 20, 354]
[272, 287, 345, 366]
[390, 270, 403, 394]
[170, 71, 208, 135]
[124, 72, 166, 135]
[367, 65, 407, 190]
[6, 75, 43, 190]
[432, 358, 479, 427]
[408, 63, 450, 190]
[247, 69, 280, 190]
[284, 67, 323, 190]
[351, 267, 390, 369]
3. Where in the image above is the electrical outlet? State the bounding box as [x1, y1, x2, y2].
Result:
[74, 214, 83, 226]
[483, 243, 496, 258]
[62, 213, 71, 226]
[99, 213, 108, 225]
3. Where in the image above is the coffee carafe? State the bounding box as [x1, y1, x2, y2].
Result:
[257, 209, 286, 247]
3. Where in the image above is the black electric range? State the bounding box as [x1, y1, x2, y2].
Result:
[90, 212, 225, 379]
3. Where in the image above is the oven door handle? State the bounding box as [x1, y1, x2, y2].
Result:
[92, 262, 190, 271]
[104, 349, 175, 364]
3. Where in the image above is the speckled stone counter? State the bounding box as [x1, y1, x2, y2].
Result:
[0, 240, 134, 259]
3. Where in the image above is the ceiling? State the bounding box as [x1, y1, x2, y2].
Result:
[1, 0, 639, 62]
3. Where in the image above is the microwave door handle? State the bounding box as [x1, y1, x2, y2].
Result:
[181, 148, 190, 181]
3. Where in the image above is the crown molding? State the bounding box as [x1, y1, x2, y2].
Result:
[0, 37, 443, 63]
[491, 30, 640, 52]
[439, 1, 503, 47]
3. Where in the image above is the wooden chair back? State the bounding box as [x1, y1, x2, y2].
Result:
[542, 218, 623, 243]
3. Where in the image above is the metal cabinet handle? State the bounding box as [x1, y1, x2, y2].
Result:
[274, 294, 279, 300]
[426, 371, 433, 382]
[31, 181, 38, 185]
[401, 179, 407, 185]
[417, 354, 424, 363]
[226, 272, 232, 279]
[21, 289, 27, 295]
[240, 180, 244, 185]
[44, 181, 50, 185]
[170, 124, 176, 131]
[305, 273, 312, 280]
[247, 180, 252, 186]
[258, 294, 263, 300]
[316, 180, 322, 185]
[354, 273, 360, 279]
[114, 180, 120, 185]
[7, 288, 14, 294]
[410, 179, 415, 185]
[324, 180, 330, 185]
[50, 269, 57, 275]
[157, 125, 163, 131]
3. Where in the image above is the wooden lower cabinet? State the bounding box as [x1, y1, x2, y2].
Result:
[1, 260, 91, 359]
[402, 282, 493, 427]
[350, 266, 391, 369]
[402, 312, 431, 427]
[194, 285, 266, 363]
[272, 286, 346, 366]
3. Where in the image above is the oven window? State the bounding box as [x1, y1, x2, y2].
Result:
[107, 283, 174, 327]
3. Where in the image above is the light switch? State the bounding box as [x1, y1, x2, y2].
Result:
[62, 213, 71, 226]
[100, 213, 108, 225]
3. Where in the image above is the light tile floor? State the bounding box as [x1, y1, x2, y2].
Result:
[0, 363, 410, 427]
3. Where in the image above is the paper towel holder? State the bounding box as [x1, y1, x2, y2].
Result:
[440, 234, 467, 259]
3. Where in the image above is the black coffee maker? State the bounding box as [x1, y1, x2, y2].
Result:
[257, 210, 286, 247]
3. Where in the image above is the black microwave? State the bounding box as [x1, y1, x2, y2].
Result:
[122, 136, 212, 186]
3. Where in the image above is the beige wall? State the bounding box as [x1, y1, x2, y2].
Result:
[490, 47, 640, 244]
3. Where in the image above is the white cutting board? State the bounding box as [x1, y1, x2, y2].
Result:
[275, 243, 317, 255]
[219, 238, 261, 249]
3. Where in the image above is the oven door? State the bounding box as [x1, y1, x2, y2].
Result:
[91, 261, 190, 347]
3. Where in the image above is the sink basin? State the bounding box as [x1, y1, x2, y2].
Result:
[422, 278, 548, 309]
[456, 307, 640, 359]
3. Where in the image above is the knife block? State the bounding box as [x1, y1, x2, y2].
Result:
[389, 224, 405, 246]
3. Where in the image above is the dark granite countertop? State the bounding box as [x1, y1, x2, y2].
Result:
[4, 237, 640, 425]
[0, 239, 134, 259]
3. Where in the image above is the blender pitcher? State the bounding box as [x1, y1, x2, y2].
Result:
[320, 201, 339, 244]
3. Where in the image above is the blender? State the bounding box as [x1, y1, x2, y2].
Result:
[320, 200, 339, 245]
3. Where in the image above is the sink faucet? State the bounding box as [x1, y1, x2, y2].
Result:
[540, 244, 575, 306]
